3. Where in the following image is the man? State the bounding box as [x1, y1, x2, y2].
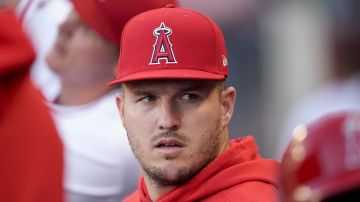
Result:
[108, 6, 280, 201]
[0, 1, 63, 201]
[45, 0, 176, 201]
[280, 111, 360, 202]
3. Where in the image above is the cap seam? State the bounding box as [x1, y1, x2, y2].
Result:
[173, 7, 218, 72]
[191, 10, 217, 73]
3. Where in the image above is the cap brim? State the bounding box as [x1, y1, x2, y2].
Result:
[107, 68, 226, 86]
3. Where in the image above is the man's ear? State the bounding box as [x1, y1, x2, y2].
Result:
[116, 94, 125, 123]
[221, 87, 236, 128]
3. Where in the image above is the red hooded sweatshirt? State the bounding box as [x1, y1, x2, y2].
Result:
[124, 136, 280, 202]
[0, 9, 63, 202]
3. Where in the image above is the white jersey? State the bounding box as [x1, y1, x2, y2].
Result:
[49, 90, 140, 202]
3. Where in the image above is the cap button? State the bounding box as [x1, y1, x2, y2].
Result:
[165, 4, 175, 8]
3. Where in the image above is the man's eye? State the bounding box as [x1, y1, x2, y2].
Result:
[139, 95, 156, 102]
[181, 94, 198, 101]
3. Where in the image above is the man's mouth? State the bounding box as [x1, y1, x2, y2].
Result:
[155, 139, 185, 148]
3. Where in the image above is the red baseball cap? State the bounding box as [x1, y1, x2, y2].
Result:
[108, 6, 228, 85]
[71, 0, 177, 43]
[281, 111, 360, 201]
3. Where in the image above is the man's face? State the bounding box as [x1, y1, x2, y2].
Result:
[46, 9, 118, 83]
[116, 79, 235, 186]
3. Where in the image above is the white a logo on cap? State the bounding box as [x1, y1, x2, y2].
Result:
[150, 22, 177, 65]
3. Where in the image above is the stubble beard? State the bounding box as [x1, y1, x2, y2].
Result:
[126, 118, 223, 186]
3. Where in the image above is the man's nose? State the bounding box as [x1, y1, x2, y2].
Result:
[157, 100, 180, 131]
[58, 20, 73, 40]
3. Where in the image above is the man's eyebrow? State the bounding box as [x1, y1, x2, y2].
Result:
[180, 86, 201, 92]
[180, 83, 210, 92]
[131, 89, 153, 96]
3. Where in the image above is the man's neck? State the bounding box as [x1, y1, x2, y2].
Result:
[55, 80, 115, 105]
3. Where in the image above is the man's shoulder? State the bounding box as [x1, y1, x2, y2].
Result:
[123, 191, 140, 202]
[202, 181, 279, 202]
[201, 158, 280, 201]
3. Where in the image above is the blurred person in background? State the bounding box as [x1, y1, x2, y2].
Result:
[16, 0, 71, 100]
[0, 0, 63, 201]
[277, 0, 360, 158]
[109, 6, 280, 202]
[280, 111, 360, 202]
[44, 0, 177, 201]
